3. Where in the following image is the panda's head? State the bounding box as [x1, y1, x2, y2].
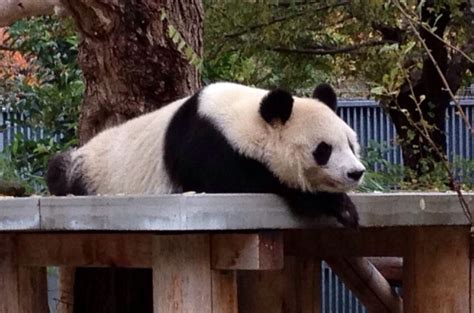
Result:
[199, 82, 365, 193]
[258, 84, 365, 193]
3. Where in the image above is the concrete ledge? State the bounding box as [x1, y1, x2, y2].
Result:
[0, 193, 472, 231]
[0, 197, 40, 231]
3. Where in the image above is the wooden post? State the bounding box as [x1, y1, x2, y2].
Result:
[152, 234, 212, 313]
[212, 270, 238, 313]
[0, 235, 49, 313]
[57, 267, 75, 313]
[238, 256, 321, 313]
[404, 226, 470, 313]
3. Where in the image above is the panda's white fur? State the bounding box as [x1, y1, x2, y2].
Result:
[47, 82, 365, 227]
[70, 98, 187, 195]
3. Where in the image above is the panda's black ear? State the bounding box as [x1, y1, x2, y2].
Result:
[259, 88, 294, 125]
[312, 83, 337, 111]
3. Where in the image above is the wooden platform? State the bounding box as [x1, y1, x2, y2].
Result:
[0, 192, 473, 313]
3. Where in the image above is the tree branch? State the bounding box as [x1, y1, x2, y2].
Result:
[223, 0, 350, 39]
[269, 39, 396, 56]
[0, 0, 66, 27]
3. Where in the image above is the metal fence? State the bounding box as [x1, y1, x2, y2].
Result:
[337, 98, 474, 166]
[0, 109, 47, 151]
[322, 262, 367, 313]
[2, 99, 472, 164]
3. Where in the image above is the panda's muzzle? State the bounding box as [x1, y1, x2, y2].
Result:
[347, 170, 365, 181]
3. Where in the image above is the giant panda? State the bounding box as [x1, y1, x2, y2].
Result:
[47, 82, 365, 227]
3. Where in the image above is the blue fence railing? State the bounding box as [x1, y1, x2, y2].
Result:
[337, 98, 473, 167]
[322, 262, 367, 313]
[2, 99, 472, 165]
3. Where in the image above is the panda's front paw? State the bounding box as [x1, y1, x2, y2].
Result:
[334, 194, 359, 228]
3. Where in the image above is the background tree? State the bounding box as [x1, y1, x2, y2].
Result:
[204, 0, 473, 183]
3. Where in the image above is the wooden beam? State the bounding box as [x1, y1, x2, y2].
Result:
[238, 256, 321, 313]
[404, 226, 470, 313]
[368, 257, 403, 283]
[325, 257, 402, 313]
[211, 232, 283, 270]
[0, 235, 49, 313]
[152, 234, 212, 313]
[284, 228, 408, 257]
[17, 232, 284, 270]
[17, 233, 152, 267]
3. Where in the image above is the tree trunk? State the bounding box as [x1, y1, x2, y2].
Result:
[65, 0, 203, 144]
[62, 1, 203, 312]
[384, 1, 452, 177]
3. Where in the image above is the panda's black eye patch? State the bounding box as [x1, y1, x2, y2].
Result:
[313, 142, 332, 165]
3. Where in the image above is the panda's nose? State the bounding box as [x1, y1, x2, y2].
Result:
[348, 170, 365, 181]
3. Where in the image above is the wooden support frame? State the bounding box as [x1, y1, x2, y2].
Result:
[0, 235, 49, 313]
[0, 224, 471, 313]
[238, 256, 321, 313]
[151, 234, 240, 313]
[152, 234, 213, 313]
[404, 226, 470, 313]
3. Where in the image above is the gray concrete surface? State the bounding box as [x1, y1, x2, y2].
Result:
[0, 192, 472, 231]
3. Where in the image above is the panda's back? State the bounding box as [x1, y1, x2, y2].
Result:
[76, 98, 188, 195]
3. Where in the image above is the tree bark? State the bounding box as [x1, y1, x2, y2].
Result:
[0, 0, 64, 27]
[61, 1, 203, 312]
[65, 0, 203, 144]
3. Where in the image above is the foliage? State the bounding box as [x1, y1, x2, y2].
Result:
[0, 16, 83, 193]
[359, 142, 474, 192]
[204, 1, 472, 92]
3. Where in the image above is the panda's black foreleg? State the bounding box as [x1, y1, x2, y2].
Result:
[282, 190, 359, 228]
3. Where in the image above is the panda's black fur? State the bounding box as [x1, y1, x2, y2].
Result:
[47, 82, 364, 227]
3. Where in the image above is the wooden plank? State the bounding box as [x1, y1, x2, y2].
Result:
[17, 233, 152, 267]
[238, 256, 321, 313]
[0, 235, 20, 313]
[211, 232, 283, 270]
[152, 234, 212, 313]
[283, 256, 321, 313]
[404, 226, 470, 313]
[57, 267, 75, 313]
[0, 235, 49, 313]
[212, 270, 238, 313]
[285, 228, 408, 257]
[19, 232, 284, 269]
[18, 267, 49, 313]
[326, 257, 402, 313]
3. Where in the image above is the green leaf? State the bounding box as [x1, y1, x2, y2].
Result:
[370, 86, 386, 96]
